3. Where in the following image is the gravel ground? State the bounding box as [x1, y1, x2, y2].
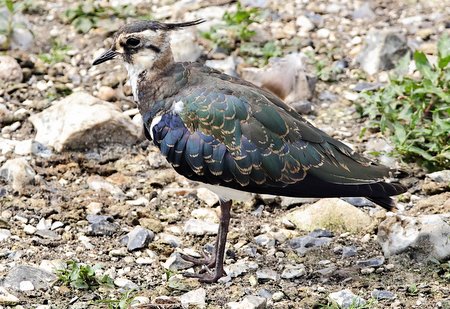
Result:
[0, 0, 449, 308]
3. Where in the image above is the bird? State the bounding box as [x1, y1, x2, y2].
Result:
[92, 19, 406, 283]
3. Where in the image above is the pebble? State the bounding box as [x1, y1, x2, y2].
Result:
[122, 226, 154, 251]
[86, 202, 103, 215]
[191, 208, 219, 223]
[136, 257, 154, 265]
[281, 264, 306, 279]
[0, 287, 20, 305]
[360, 267, 375, 275]
[341, 246, 357, 257]
[317, 28, 331, 38]
[162, 252, 194, 271]
[0, 229, 11, 242]
[272, 291, 284, 302]
[4, 265, 56, 290]
[159, 233, 182, 247]
[289, 235, 332, 255]
[329, 289, 366, 309]
[0, 158, 36, 193]
[296, 15, 315, 32]
[356, 256, 385, 267]
[126, 197, 149, 206]
[86, 215, 120, 236]
[114, 278, 138, 289]
[224, 261, 251, 278]
[0, 56, 23, 83]
[180, 288, 206, 308]
[23, 224, 36, 235]
[96, 86, 116, 101]
[184, 219, 219, 236]
[372, 289, 396, 300]
[426, 170, 450, 183]
[254, 233, 275, 247]
[19, 281, 34, 291]
[227, 295, 267, 309]
[256, 268, 278, 282]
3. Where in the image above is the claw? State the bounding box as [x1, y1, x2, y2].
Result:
[180, 252, 215, 267]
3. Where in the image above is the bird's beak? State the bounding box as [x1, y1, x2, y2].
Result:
[92, 49, 117, 65]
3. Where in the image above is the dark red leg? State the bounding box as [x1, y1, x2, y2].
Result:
[182, 199, 232, 283]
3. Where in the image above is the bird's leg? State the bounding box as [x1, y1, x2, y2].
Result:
[183, 199, 232, 283]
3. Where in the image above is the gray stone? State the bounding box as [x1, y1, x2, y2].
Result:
[196, 187, 219, 207]
[114, 277, 138, 289]
[356, 256, 385, 268]
[289, 235, 332, 255]
[180, 288, 206, 308]
[378, 213, 450, 262]
[0, 158, 35, 193]
[316, 266, 337, 276]
[3, 265, 56, 291]
[256, 268, 278, 282]
[254, 233, 275, 247]
[163, 252, 194, 271]
[342, 197, 376, 207]
[87, 215, 119, 236]
[352, 2, 376, 20]
[0, 56, 22, 83]
[281, 264, 306, 279]
[29, 92, 142, 152]
[225, 261, 251, 278]
[171, 29, 202, 62]
[308, 229, 334, 238]
[205, 56, 237, 77]
[0, 287, 20, 305]
[284, 198, 373, 233]
[35, 229, 60, 240]
[184, 219, 219, 236]
[329, 289, 366, 309]
[122, 226, 154, 251]
[87, 175, 125, 198]
[227, 295, 267, 309]
[371, 289, 396, 300]
[241, 53, 315, 112]
[296, 15, 315, 32]
[342, 246, 358, 258]
[357, 29, 410, 75]
[0, 229, 11, 242]
[426, 170, 450, 183]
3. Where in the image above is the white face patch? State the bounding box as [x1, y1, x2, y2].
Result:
[171, 100, 184, 114]
[149, 115, 162, 140]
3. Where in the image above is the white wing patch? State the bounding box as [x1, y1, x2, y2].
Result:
[171, 100, 184, 114]
[149, 115, 162, 140]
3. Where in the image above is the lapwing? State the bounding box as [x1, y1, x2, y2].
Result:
[93, 19, 406, 283]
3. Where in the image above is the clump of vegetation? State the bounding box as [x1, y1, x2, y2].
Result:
[96, 289, 137, 309]
[38, 40, 70, 64]
[202, 2, 282, 67]
[63, 1, 141, 33]
[57, 260, 114, 290]
[202, 2, 259, 51]
[0, 0, 33, 50]
[359, 35, 450, 171]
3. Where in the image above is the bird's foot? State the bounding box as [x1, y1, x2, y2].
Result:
[183, 269, 225, 283]
[179, 253, 215, 268]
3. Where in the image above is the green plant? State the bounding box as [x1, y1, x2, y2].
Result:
[317, 297, 377, 309]
[240, 41, 283, 67]
[63, 1, 140, 33]
[39, 40, 70, 64]
[57, 260, 114, 290]
[359, 35, 450, 171]
[0, 0, 32, 50]
[95, 289, 137, 309]
[201, 2, 259, 51]
[406, 283, 419, 296]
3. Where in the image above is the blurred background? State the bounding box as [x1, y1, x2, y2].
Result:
[0, 0, 449, 308]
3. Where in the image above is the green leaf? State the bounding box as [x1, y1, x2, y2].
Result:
[438, 55, 450, 69]
[5, 0, 13, 12]
[394, 123, 407, 144]
[408, 146, 434, 161]
[437, 34, 450, 59]
[414, 51, 436, 81]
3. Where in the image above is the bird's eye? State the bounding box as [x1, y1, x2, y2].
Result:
[126, 38, 141, 47]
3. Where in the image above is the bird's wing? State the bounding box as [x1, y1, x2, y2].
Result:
[160, 65, 391, 188]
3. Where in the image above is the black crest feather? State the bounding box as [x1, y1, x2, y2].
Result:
[118, 19, 206, 35]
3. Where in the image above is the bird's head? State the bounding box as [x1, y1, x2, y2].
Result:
[93, 19, 205, 73]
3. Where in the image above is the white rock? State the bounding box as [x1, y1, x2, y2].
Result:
[19, 281, 34, 291]
[0, 287, 20, 305]
[136, 257, 154, 265]
[126, 197, 149, 206]
[0, 138, 17, 155]
[13, 139, 33, 155]
[0, 158, 36, 192]
[329, 289, 366, 309]
[378, 213, 450, 262]
[426, 170, 450, 183]
[171, 29, 202, 62]
[0, 56, 23, 83]
[0, 229, 11, 242]
[317, 28, 331, 38]
[29, 92, 142, 152]
[196, 187, 219, 207]
[283, 198, 373, 233]
[36, 218, 51, 230]
[205, 56, 237, 76]
[39, 260, 66, 274]
[114, 277, 138, 289]
[227, 295, 267, 309]
[184, 219, 219, 236]
[180, 288, 206, 308]
[191, 208, 219, 223]
[23, 224, 36, 235]
[86, 202, 103, 215]
[296, 16, 315, 32]
[87, 175, 124, 198]
[131, 296, 150, 307]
